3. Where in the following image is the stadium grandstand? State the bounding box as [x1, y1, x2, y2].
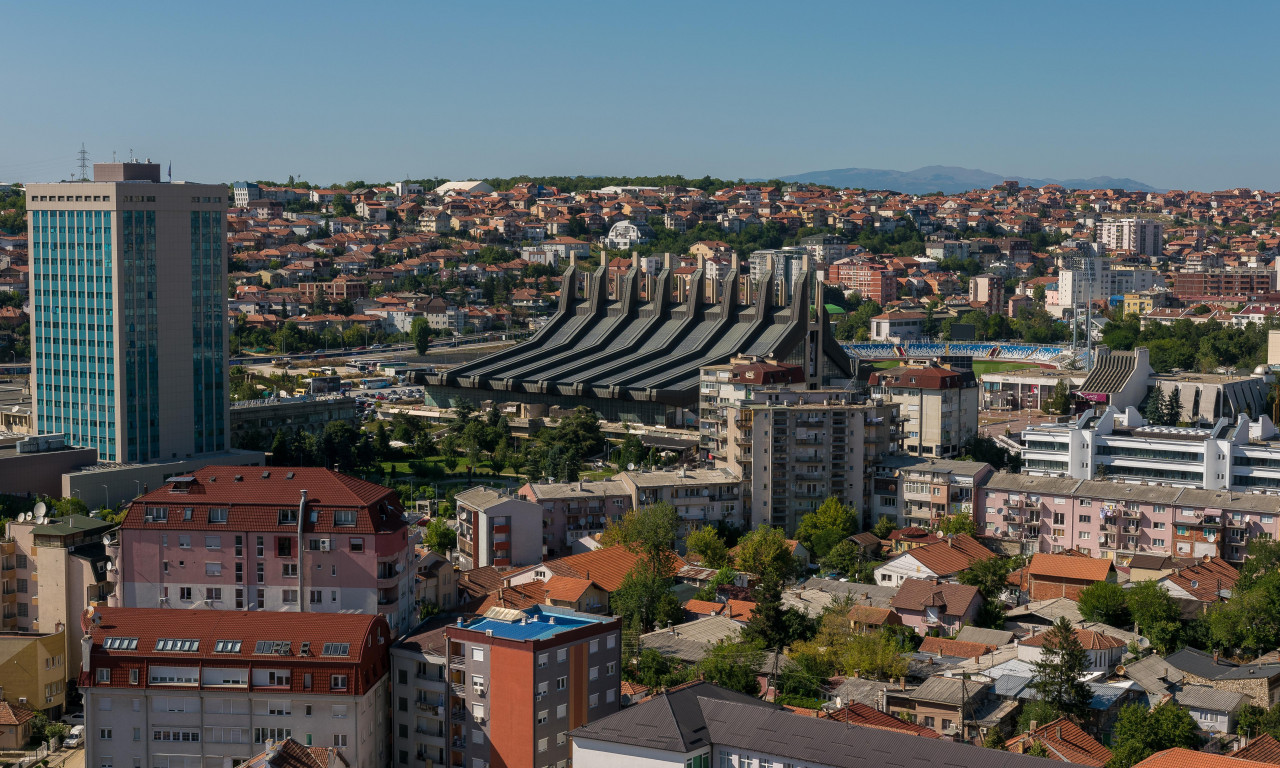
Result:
[842, 341, 1078, 366]
[424, 253, 853, 425]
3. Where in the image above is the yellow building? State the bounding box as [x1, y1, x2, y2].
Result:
[0, 629, 66, 716]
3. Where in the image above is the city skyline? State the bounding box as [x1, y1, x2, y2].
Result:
[3, 1, 1278, 191]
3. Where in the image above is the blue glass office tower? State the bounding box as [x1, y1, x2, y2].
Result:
[26, 163, 228, 463]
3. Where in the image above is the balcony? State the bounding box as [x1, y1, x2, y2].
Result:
[449, 708, 465, 722]
[1121, 509, 1141, 519]
[451, 737, 467, 750]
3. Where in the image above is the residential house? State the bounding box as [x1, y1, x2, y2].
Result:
[889, 578, 982, 636]
[1025, 552, 1116, 601]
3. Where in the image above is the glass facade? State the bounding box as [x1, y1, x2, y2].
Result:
[120, 210, 160, 462]
[30, 209, 117, 460]
[190, 210, 225, 453]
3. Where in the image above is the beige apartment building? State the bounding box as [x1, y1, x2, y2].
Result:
[869, 361, 978, 459]
[26, 162, 229, 463]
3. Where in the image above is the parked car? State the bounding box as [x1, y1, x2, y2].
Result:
[61, 711, 84, 726]
[64, 725, 85, 748]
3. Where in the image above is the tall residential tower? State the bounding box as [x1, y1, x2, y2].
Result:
[26, 162, 228, 462]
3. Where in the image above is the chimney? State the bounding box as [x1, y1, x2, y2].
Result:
[1056, 724, 1062, 741]
[1029, 720, 1038, 733]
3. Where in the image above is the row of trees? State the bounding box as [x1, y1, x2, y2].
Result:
[1102, 314, 1276, 374]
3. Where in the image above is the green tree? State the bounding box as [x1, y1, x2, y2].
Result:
[693, 567, 738, 601]
[1142, 387, 1167, 425]
[1030, 617, 1093, 718]
[685, 525, 728, 568]
[48, 496, 90, 517]
[599, 502, 678, 569]
[611, 566, 683, 633]
[1016, 699, 1061, 734]
[795, 497, 859, 559]
[423, 518, 457, 553]
[958, 556, 1017, 628]
[820, 539, 865, 578]
[1046, 379, 1072, 415]
[1162, 389, 1184, 426]
[871, 516, 898, 540]
[741, 573, 788, 649]
[937, 512, 977, 536]
[841, 629, 910, 680]
[1077, 581, 1129, 626]
[1126, 579, 1182, 655]
[627, 647, 693, 689]
[1238, 700, 1280, 739]
[732, 526, 798, 582]
[1107, 702, 1200, 768]
[695, 639, 764, 696]
[412, 317, 435, 355]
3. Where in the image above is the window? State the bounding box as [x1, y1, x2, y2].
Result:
[206, 588, 222, 601]
[537, 653, 549, 668]
[278, 508, 298, 526]
[557, 732, 567, 746]
[589, 693, 598, 708]
[214, 640, 241, 654]
[350, 538, 364, 552]
[333, 734, 347, 748]
[256, 537, 264, 557]
[209, 508, 228, 524]
[606, 633, 616, 649]
[178, 535, 191, 549]
[330, 675, 348, 690]
[98, 668, 111, 683]
[205, 536, 222, 550]
[282, 589, 298, 604]
[99, 697, 113, 711]
[1153, 538, 1166, 547]
[179, 587, 192, 601]
[334, 510, 357, 526]
[282, 563, 298, 578]
[606, 688, 616, 703]
[537, 710, 548, 725]
[589, 639, 599, 653]
[1078, 514, 1092, 524]
[277, 538, 293, 557]
[100, 728, 113, 740]
[924, 716, 935, 728]
[332, 705, 348, 718]
[16, 579, 26, 593]
[472, 703, 485, 720]
[606, 661, 616, 676]
[1079, 532, 1090, 540]
[129, 670, 139, 685]
[589, 666, 599, 681]
[206, 562, 222, 577]
[471, 646, 484, 661]
[1153, 522, 1166, 530]
[321, 643, 350, 657]
[1177, 526, 1189, 536]
[557, 703, 567, 719]
[268, 701, 291, 716]
[538, 738, 548, 753]
[557, 648, 567, 663]
[556, 676, 567, 691]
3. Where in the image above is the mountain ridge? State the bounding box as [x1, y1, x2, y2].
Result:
[777, 164, 1162, 194]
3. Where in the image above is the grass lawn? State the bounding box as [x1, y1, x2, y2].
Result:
[869, 360, 901, 369]
[971, 361, 1039, 376]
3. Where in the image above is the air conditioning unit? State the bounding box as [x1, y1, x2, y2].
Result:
[319, 539, 331, 552]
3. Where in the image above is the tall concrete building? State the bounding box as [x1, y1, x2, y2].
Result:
[868, 362, 978, 460]
[1099, 217, 1164, 258]
[26, 163, 228, 463]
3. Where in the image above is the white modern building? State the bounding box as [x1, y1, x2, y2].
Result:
[1099, 218, 1165, 258]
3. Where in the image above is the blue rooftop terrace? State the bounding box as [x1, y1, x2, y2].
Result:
[457, 605, 610, 642]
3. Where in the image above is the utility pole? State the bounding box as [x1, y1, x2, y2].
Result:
[76, 144, 90, 181]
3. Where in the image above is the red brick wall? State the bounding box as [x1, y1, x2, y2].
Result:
[489, 645, 533, 768]
[1029, 577, 1093, 602]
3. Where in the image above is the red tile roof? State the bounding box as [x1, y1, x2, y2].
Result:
[0, 701, 35, 726]
[890, 578, 981, 614]
[544, 545, 682, 593]
[919, 636, 996, 659]
[240, 737, 350, 768]
[1162, 557, 1240, 603]
[1028, 552, 1115, 582]
[821, 702, 940, 738]
[1021, 627, 1125, 651]
[122, 467, 404, 535]
[542, 575, 596, 603]
[898, 534, 994, 577]
[1135, 748, 1277, 768]
[847, 605, 899, 626]
[1006, 717, 1112, 766]
[83, 607, 390, 696]
[1232, 734, 1280, 765]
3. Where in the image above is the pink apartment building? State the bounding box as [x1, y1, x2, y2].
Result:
[977, 472, 1280, 563]
[108, 467, 417, 634]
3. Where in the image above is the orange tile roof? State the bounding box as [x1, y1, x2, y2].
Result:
[919, 636, 995, 659]
[899, 534, 994, 576]
[545, 545, 682, 593]
[542, 576, 596, 603]
[1135, 748, 1277, 768]
[821, 702, 940, 738]
[1006, 716, 1112, 766]
[1232, 734, 1280, 765]
[890, 578, 981, 614]
[1028, 552, 1115, 582]
[847, 605, 897, 626]
[1162, 557, 1239, 603]
[620, 680, 650, 698]
[1021, 627, 1125, 651]
[725, 599, 756, 622]
[0, 701, 35, 726]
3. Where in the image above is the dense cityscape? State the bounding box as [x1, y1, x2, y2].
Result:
[7, 4, 1280, 768]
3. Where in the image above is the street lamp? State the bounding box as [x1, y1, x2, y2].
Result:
[102, 484, 110, 509]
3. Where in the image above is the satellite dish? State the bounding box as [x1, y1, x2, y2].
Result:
[627, 463, 635, 471]
[33, 502, 47, 521]
[102, 535, 112, 547]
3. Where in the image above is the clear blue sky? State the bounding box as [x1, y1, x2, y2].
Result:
[3, 1, 1276, 191]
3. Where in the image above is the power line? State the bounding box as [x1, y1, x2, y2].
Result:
[76, 144, 90, 181]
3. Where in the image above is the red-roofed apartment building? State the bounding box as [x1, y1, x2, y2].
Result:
[82, 607, 391, 768]
[108, 467, 417, 634]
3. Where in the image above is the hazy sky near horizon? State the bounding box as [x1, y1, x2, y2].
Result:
[3, 1, 1277, 191]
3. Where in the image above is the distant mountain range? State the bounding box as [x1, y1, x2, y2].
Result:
[776, 165, 1162, 194]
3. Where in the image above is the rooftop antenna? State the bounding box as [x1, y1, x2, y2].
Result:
[76, 144, 90, 181]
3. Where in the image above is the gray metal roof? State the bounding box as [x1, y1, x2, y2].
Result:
[1165, 647, 1239, 680]
[982, 472, 1084, 495]
[908, 675, 988, 707]
[639, 615, 740, 662]
[1173, 685, 1250, 713]
[1216, 664, 1280, 681]
[955, 626, 1016, 647]
[574, 683, 1071, 768]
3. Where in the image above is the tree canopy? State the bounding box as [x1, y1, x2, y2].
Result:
[795, 497, 859, 559]
[732, 526, 799, 582]
[1077, 581, 1129, 626]
[1030, 617, 1093, 719]
[1106, 702, 1200, 768]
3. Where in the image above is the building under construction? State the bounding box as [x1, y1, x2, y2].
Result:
[423, 253, 853, 425]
